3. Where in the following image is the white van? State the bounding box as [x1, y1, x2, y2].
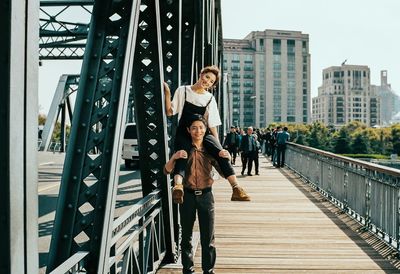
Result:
[122, 123, 139, 168]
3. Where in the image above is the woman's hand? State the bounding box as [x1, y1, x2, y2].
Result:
[173, 150, 188, 160]
[219, 149, 231, 160]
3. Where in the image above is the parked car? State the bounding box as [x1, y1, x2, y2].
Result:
[122, 123, 139, 168]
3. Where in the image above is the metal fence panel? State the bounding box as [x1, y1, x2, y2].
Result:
[286, 143, 400, 250]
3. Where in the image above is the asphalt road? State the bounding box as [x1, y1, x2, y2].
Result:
[38, 152, 142, 273]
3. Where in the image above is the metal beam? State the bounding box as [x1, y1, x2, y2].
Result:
[132, 0, 176, 263]
[39, 74, 78, 151]
[0, 0, 39, 273]
[39, 1, 91, 59]
[40, 0, 94, 6]
[46, 0, 137, 271]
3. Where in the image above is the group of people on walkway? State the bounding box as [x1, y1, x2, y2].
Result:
[222, 124, 290, 176]
[162, 65, 290, 274]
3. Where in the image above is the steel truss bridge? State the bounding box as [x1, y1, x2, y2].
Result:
[3, 0, 400, 273]
[1, 0, 224, 273]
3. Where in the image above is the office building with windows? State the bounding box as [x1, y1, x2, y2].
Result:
[223, 29, 310, 128]
[312, 64, 380, 127]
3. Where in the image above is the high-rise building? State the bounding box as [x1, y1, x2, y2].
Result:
[371, 70, 400, 125]
[223, 29, 310, 128]
[312, 64, 380, 127]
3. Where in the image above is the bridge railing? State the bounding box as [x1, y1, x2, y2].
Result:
[286, 143, 400, 251]
[49, 189, 164, 274]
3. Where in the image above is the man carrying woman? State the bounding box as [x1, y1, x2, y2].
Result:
[164, 65, 250, 202]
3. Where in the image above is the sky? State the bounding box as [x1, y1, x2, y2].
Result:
[221, 0, 400, 95]
[39, 0, 399, 114]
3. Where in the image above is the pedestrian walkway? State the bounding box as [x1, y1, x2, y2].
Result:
[157, 155, 400, 273]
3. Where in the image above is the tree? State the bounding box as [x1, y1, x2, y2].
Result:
[306, 122, 330, 150]
[38, 113, 46, 125]
[390, 124, 400, 155]
[351, 132, 370, 154]
[333, 127, 351, 154]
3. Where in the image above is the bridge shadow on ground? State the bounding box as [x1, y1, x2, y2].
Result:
[279, 167, 400, 271]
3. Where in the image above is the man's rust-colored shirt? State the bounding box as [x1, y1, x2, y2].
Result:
[166, 146, 222, 190]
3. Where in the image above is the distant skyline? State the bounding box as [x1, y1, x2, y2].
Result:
[221, 0, 399, 97]
[39, 0, 399, 114]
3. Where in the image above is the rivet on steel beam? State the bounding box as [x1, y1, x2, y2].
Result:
[90, 163, 95, 169]
[102, 177, 106, 181]
[97, 33, 102, 37]
[105, 150, 110, 154]
[85, 99, 90, 103]
[94, 236, 99, 241]
[81, 220, 87, 225]
[77, 149, 82, 154]
[85, 190, 91, 196]
[94, 137, 99, 142]
[98, 205, 103, 209]
[89, 75, 94, 80]
[67, 204, 73, 209]
[63, 234, 68, 239]
[93, 54, 98, 58]
[72, 176, 78, 181]
[109, 123, 114, 128]
[101, 88, 106, 93]
[97, 112, 102, 117]
[81, 123, 86, 127]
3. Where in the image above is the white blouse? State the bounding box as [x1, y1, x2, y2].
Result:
[171, 85, 222, 128]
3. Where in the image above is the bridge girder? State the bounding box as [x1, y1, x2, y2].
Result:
[44, 0, 223, 273]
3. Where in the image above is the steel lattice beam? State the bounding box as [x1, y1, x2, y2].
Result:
[46, 0, 138, 271]
[46, 0, 223, 272]
[131, 0, 176, 263]
[39, 0, 92, 59]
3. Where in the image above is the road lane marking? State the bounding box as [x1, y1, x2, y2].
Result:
[39, 162, 54, 166]
[38, 184, 59, 193]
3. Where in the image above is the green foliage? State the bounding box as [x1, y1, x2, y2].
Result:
[38, 113, 46, 125]
[285, 121, 400, 158]
[391, 124, 400, 155]
[38, 113, 70, 142]
[341, 154, 389, 159]
[351, 132, 370, 154]
[333, 127, 351, 154]
[306, 122, 331, 151]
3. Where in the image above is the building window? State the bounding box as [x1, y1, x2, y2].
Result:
[244, 55, 253, 62]
[273, 39, 281, 54]
[287, 40, 295, 55]
[287, 116, 295, 122]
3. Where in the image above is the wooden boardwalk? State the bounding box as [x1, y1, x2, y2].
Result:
[157, 156, 400, 273]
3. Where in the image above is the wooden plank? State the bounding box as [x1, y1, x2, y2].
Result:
[157, 156, 400, 273]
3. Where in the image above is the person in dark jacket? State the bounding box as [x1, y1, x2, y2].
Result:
[223, 126, 240, 165]
[239, 126, 257, 176]
[276, 126, 290, 168]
